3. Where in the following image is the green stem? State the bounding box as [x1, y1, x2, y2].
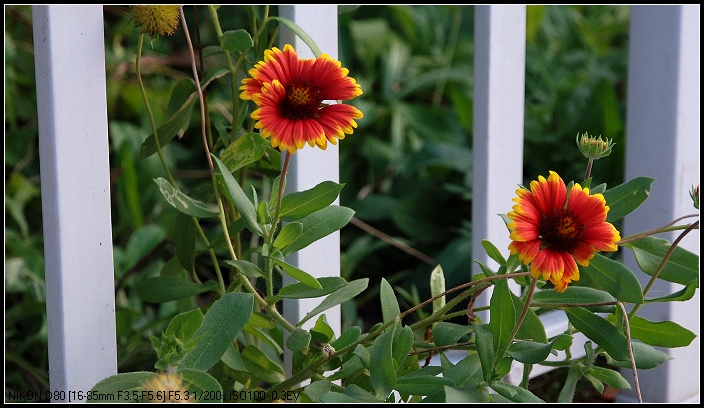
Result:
[616, 214, 698, 245]
[629, 220, 699, 317]
[584, 158, 594, 181]
[495, 277, 539, 362]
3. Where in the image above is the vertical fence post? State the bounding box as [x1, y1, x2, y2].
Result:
[472, 5, 526, 321]
[32, 5, 117, 401]
[619, 5, 700, 403]
[276, 5, 342, 378]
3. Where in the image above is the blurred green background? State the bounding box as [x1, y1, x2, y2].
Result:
[5, 5, 629, 400]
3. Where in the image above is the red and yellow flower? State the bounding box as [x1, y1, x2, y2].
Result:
[507, 171, 621, 292]
[240, 44, 363, 154]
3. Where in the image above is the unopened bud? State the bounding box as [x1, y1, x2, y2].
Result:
[576, 132, 614, 160]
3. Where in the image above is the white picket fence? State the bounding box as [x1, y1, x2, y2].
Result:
[32, 4, 699, 403]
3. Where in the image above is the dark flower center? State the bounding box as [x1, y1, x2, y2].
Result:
[283, 83, 320, 120]
[538, 209, 584, 252]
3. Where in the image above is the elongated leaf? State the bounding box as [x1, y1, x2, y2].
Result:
[136, 277, 218, 303]
[220, 132, 268, 173]
[394, 375, 455, 396]
[625, 236, 699, 285]
[433, 322, 473, 347]
[507, 334, 571, 364]
[380, 278, 401, 323]
[645, 278, 698, 303]
[154, 178, 219, 218]
[370, 325, 396, 400]
[565, 307, 629, 361]
[164, 309, 204, 341]
[273, 222, 303, 250]
[489, 278, 516, 356]
[576, 254, 643, 304]
[224, 259, 264, 279]
[587, 366, 631, 389]
[179, 369, 223, 402]
[392, 325, 414, 366]
[331, 326, 362, 350]
[241, 345, 285, 384]
[221, 343, 247, 371]
[475, 324, 494, 382]
[430, 265, 446, 313]
[482, 239, 506, 265]
[140, 94, 197, 158]
[622, 315, 696, 348]
[300, 278, 369, 325]
[200, 66, 229, 91]
[286, 328, 312, 351]
[280, 181, 345, 222]
[123, 224, 166, 273]
[270, 277, 347, 303]
[442, 353, 484, 387]
[531, 286, 617, 313]
[512, 292, 548, 343]
[212, 155, 263, 236]
[603, 177, 655, 222]
[556, 362, 582, 403]
[491, 381, 545, 403]
[606, 341, 671, 369]
[173, 211, 196, 272]
[180, 292, 253, 371]
[281, 206, 355, 256]
[267, 256, 322, 289]
[269, 17, 322, 57]
[89, 372, 157, 402]
[219, 29, 253, 52]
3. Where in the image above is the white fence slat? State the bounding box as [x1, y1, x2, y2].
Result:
[472, 4, 526, 322]
[32, 5, 117, 401]
[619, 5, 700, 403]
[276, 5, 343, 377]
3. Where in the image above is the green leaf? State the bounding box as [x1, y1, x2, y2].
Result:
[430, 265, 446, 313]
[199, 66, 229, 91]
[507, 334, 572, 364]
[281, 205, 355, 256]
[532, 286, 617, 313]
[212, 154, 263, 236]
[89, 372, 156, 402]
[136, 277, 218, 303]
[269, 17, 322, 57]
[625, 236, 699, 285]
[224, 259, 265, 279]
[241, 345, 286, 384]
[270, 277, 347, 303]
[267, 256, 323, 289]
[394, 375, 455, 396]
[180, 292, 253, 371]
[587, 366, 631, 389]
[219, 132, 268, 173]
[622, 315, 696, 348]
[606, 341, 672, 369]
[273, 222, 303, 250]
[442, 353, 484, 387]
[443, 386, 490, 403]
[123, 224, 166, 273]
[153, 178, 219, 218]
[311, 314, 335, 343]
[300, 278, 369, 326]
[370, 325, 396, 400]
[491, 381, 545, 403]
[286, 328, 312, 351]
[512, 292, 548, 343]
[327, 355, 365, 381]
[221, 343, 247, 371]
[475, 325, 495, 382]
[173, 211, 196, 272]
[602, 177, 655, 222]
[576, 253, 644, 304]
[556, 362, 582, 403]
[280, 181, 345, 222]
[432, 322, 473, 347]
[489, 278, 516, 356]
[140, 94, 197, 159]
[392, 325, 414, 366]
[482, 240, 506, 265]
[331, 326, 362, 350]
[164, 308, 204, 341]
[179, 369, 223, 402]
[219, 29, 253, 52]
[380, 278, 401, 324]
[565, 307, 630, 361]
[644, 278, 698, 303]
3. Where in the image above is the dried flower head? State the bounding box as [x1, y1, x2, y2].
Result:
[141, 372, 190, 403]
[130, 5, 181, 37]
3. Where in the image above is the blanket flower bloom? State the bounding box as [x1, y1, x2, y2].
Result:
[240, 44, 363, 154]
[507, 171, 621, 292]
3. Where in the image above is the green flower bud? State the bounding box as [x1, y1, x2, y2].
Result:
[690, 185, 699, 210]
[576, 132, 614, 160]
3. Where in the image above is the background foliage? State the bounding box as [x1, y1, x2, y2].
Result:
[5, 5, 630, 401]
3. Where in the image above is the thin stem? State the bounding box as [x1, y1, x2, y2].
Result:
[584, 158, 594, 181]
[630, 220, 699, 316]
[617, 302, 641, 403]
[616, 214, 699, 245]
[135, 33, 176, 186]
